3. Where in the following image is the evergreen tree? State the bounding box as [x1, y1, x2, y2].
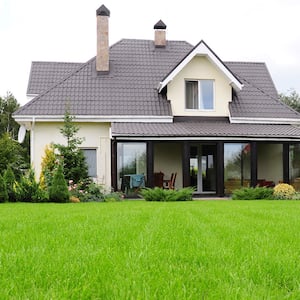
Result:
[0, 92, 20, 139]
[3, 166, 16, 202]
[0, 133, 28, 179]
[55, 110, 88, 183]
[0, 92, 30, 170]
[49, 164, 70, 203]
[0, 174, 8, 203]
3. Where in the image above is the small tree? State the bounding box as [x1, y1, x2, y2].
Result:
[4, 166, 16, 202]
[0, 92, 20, 139]
[55, 110, 88, 183]
[0, 174, 8, 202]
[49, 164, 70, 203]
[40, 144, 57, 190]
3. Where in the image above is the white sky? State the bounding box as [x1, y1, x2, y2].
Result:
[1, 0, 300, 104]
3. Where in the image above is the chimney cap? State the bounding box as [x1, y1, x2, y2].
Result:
[154, 20, 167, 30]
[96, 4, 110, 16]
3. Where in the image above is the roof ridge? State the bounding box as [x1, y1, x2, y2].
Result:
[31, 61, 83, 64]
[225, 61, 265, 65]
[113, 38, 192, 44]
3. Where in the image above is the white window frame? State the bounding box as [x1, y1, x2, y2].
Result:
[185, 79, 215, 111]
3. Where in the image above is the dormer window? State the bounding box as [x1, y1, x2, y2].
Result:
[185, 80, 214, 110]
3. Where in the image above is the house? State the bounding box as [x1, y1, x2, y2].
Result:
[13, 4, 300, 196]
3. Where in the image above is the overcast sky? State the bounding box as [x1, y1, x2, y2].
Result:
[1, 0, 300, 104]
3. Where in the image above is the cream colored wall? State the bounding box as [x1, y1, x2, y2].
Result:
[32, 122, 111, 187]
[257, 143, 283, 184]
[154, 143, 182, 188]
[167, 56, 232, 117]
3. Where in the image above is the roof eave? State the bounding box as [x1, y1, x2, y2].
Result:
[158, 40, 243, 93]
[230, 116, 300, 125]
[13, 114, 174, 124]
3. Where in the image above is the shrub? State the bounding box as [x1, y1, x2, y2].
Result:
[49, 164, 69, 203]
[14, 168, 48, 202]
[70, 196, 80, 203]
[104, 192, 123, 202]
[273, 183, 296, 200]
[0, 174, 8, 203]
[232, 186, 273, 200]
[40, 144, 57, 190]
[3, 166, 16, 202]
[69, 179, 105, 202]
[140, 187, 194, 202]
[141, 187, 165, 201]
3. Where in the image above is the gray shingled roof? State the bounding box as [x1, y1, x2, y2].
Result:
[15, 38, 300, 121]
[16, 39, 193, 116]
[112, 118, 300, 140]
[226, 62, 300, 119]
[27, 61, 83, 95]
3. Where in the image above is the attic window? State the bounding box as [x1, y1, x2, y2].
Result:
[185, 80, 214, 110]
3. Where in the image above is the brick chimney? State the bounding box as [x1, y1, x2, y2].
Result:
[154, 20, 167, 47]
[96, 5, 110, 72]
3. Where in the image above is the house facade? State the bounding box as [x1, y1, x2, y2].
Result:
[14, 5, 300, 196]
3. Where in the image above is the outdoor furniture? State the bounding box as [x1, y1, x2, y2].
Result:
[163, 172, 177, 190]
[122, 174, 145, 195]
[154, 172, 164, 187]
[257, 179, 275, 188]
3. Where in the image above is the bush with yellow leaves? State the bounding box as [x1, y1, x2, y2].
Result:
[273, 183, 295, 200]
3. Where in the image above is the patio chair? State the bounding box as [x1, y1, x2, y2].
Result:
[163, 172, 177, 190]
[130, 174, 145, 193]
[154, 172, 164, 187]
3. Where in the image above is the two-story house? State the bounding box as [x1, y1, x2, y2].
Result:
[13, 4, 300, 196]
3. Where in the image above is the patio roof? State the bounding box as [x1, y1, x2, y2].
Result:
[111, 118, 300, 141]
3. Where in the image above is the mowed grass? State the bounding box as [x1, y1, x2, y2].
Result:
[1, 201, 300, 299]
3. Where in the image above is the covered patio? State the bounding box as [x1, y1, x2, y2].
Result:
[111, 117, 300, 196]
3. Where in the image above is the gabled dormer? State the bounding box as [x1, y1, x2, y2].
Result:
[158, 40, 243, 117]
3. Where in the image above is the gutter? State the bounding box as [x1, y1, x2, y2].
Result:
[30, 117, 35, 165]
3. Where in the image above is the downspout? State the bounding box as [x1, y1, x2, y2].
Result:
[30, 117, 35, 166]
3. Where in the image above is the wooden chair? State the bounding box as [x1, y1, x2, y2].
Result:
[163, 172, 177, 190]
[154, 172, 164, 188]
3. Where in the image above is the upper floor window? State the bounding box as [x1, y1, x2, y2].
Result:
[185, 80, 214, 110]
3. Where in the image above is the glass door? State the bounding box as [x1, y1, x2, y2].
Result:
[190, 144, 216, 193]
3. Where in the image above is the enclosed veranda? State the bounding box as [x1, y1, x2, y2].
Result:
[111, 119, 300, 197]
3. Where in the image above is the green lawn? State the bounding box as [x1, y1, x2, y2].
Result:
[1, 201, 300, 299]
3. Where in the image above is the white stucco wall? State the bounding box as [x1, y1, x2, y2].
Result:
[154, 143, 182, 189]
[31, 122, 111, 187]
[167, 56, 232, 117]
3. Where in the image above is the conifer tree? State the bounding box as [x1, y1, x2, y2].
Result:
[55, 110, 88, 183]
[3, 166, 16, 202]
[0, 174, 8, 203]
[49, 164, 70, 203]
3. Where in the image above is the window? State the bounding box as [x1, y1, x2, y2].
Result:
[117, 143, 147, 190]
[224, 143, 251, 194]
[185, 80, 214, 110]
[82, 149, 97, 178]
